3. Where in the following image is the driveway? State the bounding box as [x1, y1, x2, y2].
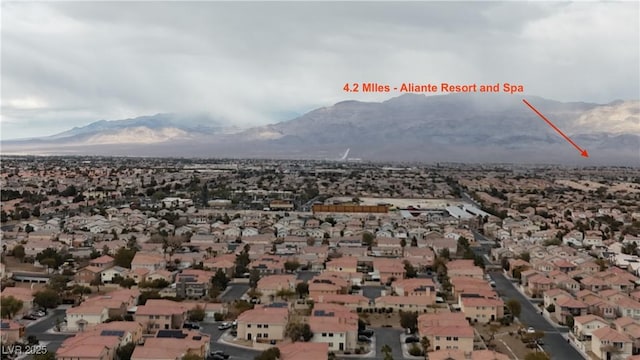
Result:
[362, 286, 384, 300]
[296, 270, 319, 282]
[335, 327, 405, 360]
[24, 308, 73, 356]
[219, 284, 250, 302]
[200, 322, 260, 359]
[491, 273, 585, 360]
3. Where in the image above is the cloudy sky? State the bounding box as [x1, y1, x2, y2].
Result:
[2, 1, 639, 140]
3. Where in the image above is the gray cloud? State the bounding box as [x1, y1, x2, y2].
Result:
[1, 1, 638, 139]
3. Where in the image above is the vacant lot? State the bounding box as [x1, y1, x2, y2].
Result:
[474, 322, 541, 360]
[4, 256, 45, 272]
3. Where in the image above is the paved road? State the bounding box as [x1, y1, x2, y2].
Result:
[491, 273, 584, 360]
[200, 322, 260, 359]
[24, 308, 72, 357]
[334, 327, 404, 360]
[296, 270, 320, 282]
[219, 284, 250, 302]
[362, 286, 384, 300]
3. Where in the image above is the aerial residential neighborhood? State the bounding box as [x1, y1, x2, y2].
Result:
[0, 157, 639, 360]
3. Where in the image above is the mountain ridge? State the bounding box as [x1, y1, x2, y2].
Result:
[2, 93, 638, 164]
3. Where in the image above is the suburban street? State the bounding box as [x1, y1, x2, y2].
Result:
[200, 323, 260, 359]
[490, 272, 585, 360]
[296, 270, 320, 282]
[25, 308, 72, 356]
[198, 321, 409, 360]
[218, 284, 250, 302]
[335, 327, 405, 360]
[362, 286, 384, 300]
[469, 230, 586, 360]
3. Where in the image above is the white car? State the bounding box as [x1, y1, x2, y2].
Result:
[526, 327, 535, 333]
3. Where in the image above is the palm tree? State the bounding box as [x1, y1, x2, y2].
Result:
[420, 336, 431, 354]
[381, 344, 392, 357]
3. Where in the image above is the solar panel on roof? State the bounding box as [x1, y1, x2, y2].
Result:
[267, 302, 288, 308]
[156, 330, 187, 338]
[100, 330, 125, 336]
[0, 322, 9, 329]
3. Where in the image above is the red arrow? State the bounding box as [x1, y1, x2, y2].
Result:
[522, 99, 589, 158]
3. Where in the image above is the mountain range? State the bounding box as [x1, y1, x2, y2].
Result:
[2, 94, 639, 164]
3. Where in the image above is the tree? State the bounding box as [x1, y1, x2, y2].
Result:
[36, 248, 67, 269]
[487, 324, 500, 346]
[276, 288, 295, 301]
[189, 305, 206, 322]
[284, 260, 301, 273]
[211, 269, 230, 291]
[182, 353, 203, 360]
[1, 296, 24, 318]
[400, 238, 407, 256]
[33, 353, 55, 360]
[420, 336, 431, 354]
[403, 261, 417, 278]
[116, 342, 136, 360]
[566, 314, 575, 328]
[524, 352, 550, 360]
[138, 291, 162, 305]
[501, 256, 510, 271]
[399, 311, 418, 333]
[119, 278, 137, 289]
[438, 248, 450, 260]
[72, 285, 92, 295]
[381, 344, 394, 360]
[381, 344, 392, 356]
[506, 299, 522, 318]
[235, 247, 251, 276]
[90, 277, 103, 292]
[457, 236, 470, 252]
[254, 347, 280, 360]
[247, 288, 263, 299]
[40, 257, 57, 272]
[519, 252, 531, 262]
[362, 232, 375, 248]
[358, 318, 366, 332]
[113, 247, 137, 268]
[295, 282, 309, 299]
[249, 269, 261, 288]
[285, 322, 313, 342]
[34, 289, 61, 309]
[13, 245, 25, 262]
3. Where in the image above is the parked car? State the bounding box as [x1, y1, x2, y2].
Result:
[208, 355, 228, 360]
[358, 329, 374, 337]
[209, 351, 229, 360]
[358, 335, 372, 343]
[22, 314, 37, 320]
[183, 322, 200, 330]
[218, 322, 232, 330]
[405, 336, 420, 344]
[526, 327, 536, 333]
